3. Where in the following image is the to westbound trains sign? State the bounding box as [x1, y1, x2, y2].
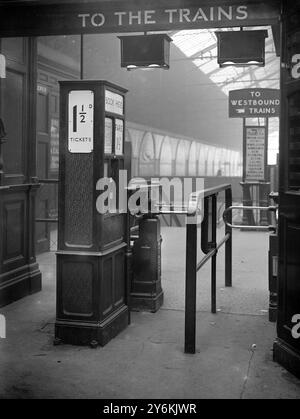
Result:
[0, 0, 281, 37]
[229, 88, 280, 118]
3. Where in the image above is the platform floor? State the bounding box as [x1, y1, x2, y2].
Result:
[0, 228, 299, 399]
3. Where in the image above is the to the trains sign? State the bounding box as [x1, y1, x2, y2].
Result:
[0, 1, 281, 37]
[229, 88, 280, 118]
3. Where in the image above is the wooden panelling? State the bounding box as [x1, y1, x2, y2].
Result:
[114, 250, 125, 308]
[0, 185, 41, 306]
[274, 3, 300, 379]
[102, 257, 113, 317]
[3, 200, 26, 264]
[62, 261, 94, 317]
[1, 38, 25, 64]
[2, 70, 26, 178]
[0, 37, 35, 186]
[0, 37, 40, 307]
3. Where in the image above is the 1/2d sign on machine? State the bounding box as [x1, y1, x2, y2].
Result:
[68, 90, 94, 153]
[229, 88, 280, 118]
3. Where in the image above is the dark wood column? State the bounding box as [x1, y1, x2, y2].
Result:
[0, 37, 41, 307]
[274, 1, 300, 378]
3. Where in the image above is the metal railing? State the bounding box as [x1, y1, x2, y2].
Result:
[184, 184, 232, 354]
[223, 205, 277, 232]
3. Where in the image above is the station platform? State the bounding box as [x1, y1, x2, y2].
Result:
[0, 228, 299, 399]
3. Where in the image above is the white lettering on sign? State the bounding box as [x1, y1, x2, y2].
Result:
[104, 117, 113, 154]
[68, 90, 94, 153]
[50, 118, 59, 171]
[37, 84, 48, 95]
[105, 90, 124, 115]
[115, 119, 124, 155]
[246, 127, 266, 181]
[78, 13, 105, 27]
[229, 89, 280, 118]
[291, 54, 300, 79]
[77, 5, 249, 28]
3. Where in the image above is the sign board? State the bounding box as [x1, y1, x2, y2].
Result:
[105, 90, 124, 115]
[115, 119, 124, 155]
[229, 88, 280, 118]
[104, 117, 113, 154]
[0, 1, 281, 37]
[50, 118, 59, 172]
[68, 90, 94, 153]
[37, 84, 47, 95]
[245, 127, 266, 181]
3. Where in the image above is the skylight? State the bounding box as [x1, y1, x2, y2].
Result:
[171, 26, 280, 95]
[171, 27, 280, 164]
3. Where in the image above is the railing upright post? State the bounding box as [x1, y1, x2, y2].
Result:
[185, 218, 197, 354]
[225, 187, 233, 287]
[211, 194, 217, 314]
[125, 209, 132, 325]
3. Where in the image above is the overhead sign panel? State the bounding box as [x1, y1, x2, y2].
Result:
[0, 1, 281, 37]
[229, 88, 280, 118]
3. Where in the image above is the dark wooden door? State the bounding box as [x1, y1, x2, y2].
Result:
[274, 1, 300, 378]
[35, 37, 80, 254]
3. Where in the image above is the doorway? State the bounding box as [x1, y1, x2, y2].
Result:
[35, 36, 81, 253]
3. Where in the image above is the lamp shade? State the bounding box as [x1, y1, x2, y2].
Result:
[216, 30, 268, 67]
[118, 34, 172, 70]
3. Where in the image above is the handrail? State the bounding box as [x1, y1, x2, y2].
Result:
[36, 218, 58, 223]
[202, 183, 232, 198]
[38, 178, 59, 184]
[223, 205, 277, 231]
[184, 184, 232, 354]
[186, 183, 231, 216]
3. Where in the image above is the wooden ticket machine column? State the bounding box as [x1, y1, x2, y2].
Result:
[55, 81, 129, 347]
[274, 2, 300, 378]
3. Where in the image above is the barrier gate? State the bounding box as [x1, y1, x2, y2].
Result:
[129, 182, 278, 355]
[159, 183, 277, 355]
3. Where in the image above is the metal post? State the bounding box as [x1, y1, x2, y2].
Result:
[225, 188, 233, 287]
[184, 220, 197, 354]
[125, 210, 132, 325]
[80, 34, 84, 79]
[211, 194, 217, 314]
[0, 117, 7, 185]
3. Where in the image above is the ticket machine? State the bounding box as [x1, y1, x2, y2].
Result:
[55, 80, 129, 347]
[131, 213, 163, 313]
